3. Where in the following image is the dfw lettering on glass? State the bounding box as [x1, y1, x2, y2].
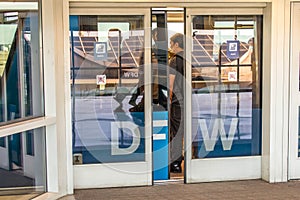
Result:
[111, 118, 238, 156]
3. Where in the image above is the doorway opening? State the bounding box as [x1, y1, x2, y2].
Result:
[150, 8, 185, 182]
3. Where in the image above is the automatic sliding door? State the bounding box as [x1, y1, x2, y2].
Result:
[185, 9, 263, 182]
[69, 8, 152, 188]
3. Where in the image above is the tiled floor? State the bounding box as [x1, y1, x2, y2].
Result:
[59, 179, 300, 200]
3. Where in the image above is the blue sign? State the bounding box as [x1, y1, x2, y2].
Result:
[69, 16, 79, 31]
[226, 40, 240, 59]
[152, 111, 169, 180]
[94, 42, 108, 60]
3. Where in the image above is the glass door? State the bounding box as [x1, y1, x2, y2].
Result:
[289, 3, 300, 179]
[69, 8, 152, 188]
[185, 8, 263, 182]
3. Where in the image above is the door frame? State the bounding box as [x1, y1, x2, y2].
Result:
[289, 2, 300, 180]
[68, 7, 153, 189]
[54, 1, 289, 193]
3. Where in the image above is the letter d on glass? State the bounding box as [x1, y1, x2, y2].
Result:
[111, 121, 141, 155]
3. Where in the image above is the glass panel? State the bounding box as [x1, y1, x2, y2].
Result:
[70, 15, 146, 164]
[0, 1, 44, 125]
[191, 15, 262, 158]
[0, 137, 5, 147]
[0, 127, 46, 197]
[26, 130, 34, 156]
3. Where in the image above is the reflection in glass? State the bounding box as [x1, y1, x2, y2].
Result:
[26, 130, 34, 156]
[70, 15, 146, 164]
[191, 15, 262, 158]
[0, 2, 44, 124]
[0, 127, 46, 198]
[0, 137, 5, 148]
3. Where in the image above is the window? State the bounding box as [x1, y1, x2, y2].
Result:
[0, 127, 46, 196]
[0, 1, 44, 125]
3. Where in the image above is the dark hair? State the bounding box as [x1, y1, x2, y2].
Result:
[170, 33, 184, 49]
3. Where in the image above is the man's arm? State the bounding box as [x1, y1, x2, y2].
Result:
[169, 74, 175, 102]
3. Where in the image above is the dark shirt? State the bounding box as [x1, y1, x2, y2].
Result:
[169, 50, 184, 104]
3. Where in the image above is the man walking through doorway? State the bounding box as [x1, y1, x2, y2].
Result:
[169, 33, 184, 173]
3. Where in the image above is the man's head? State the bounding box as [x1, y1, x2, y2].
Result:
[170, 33, 184, 53]
[152, 28, 158, 42]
